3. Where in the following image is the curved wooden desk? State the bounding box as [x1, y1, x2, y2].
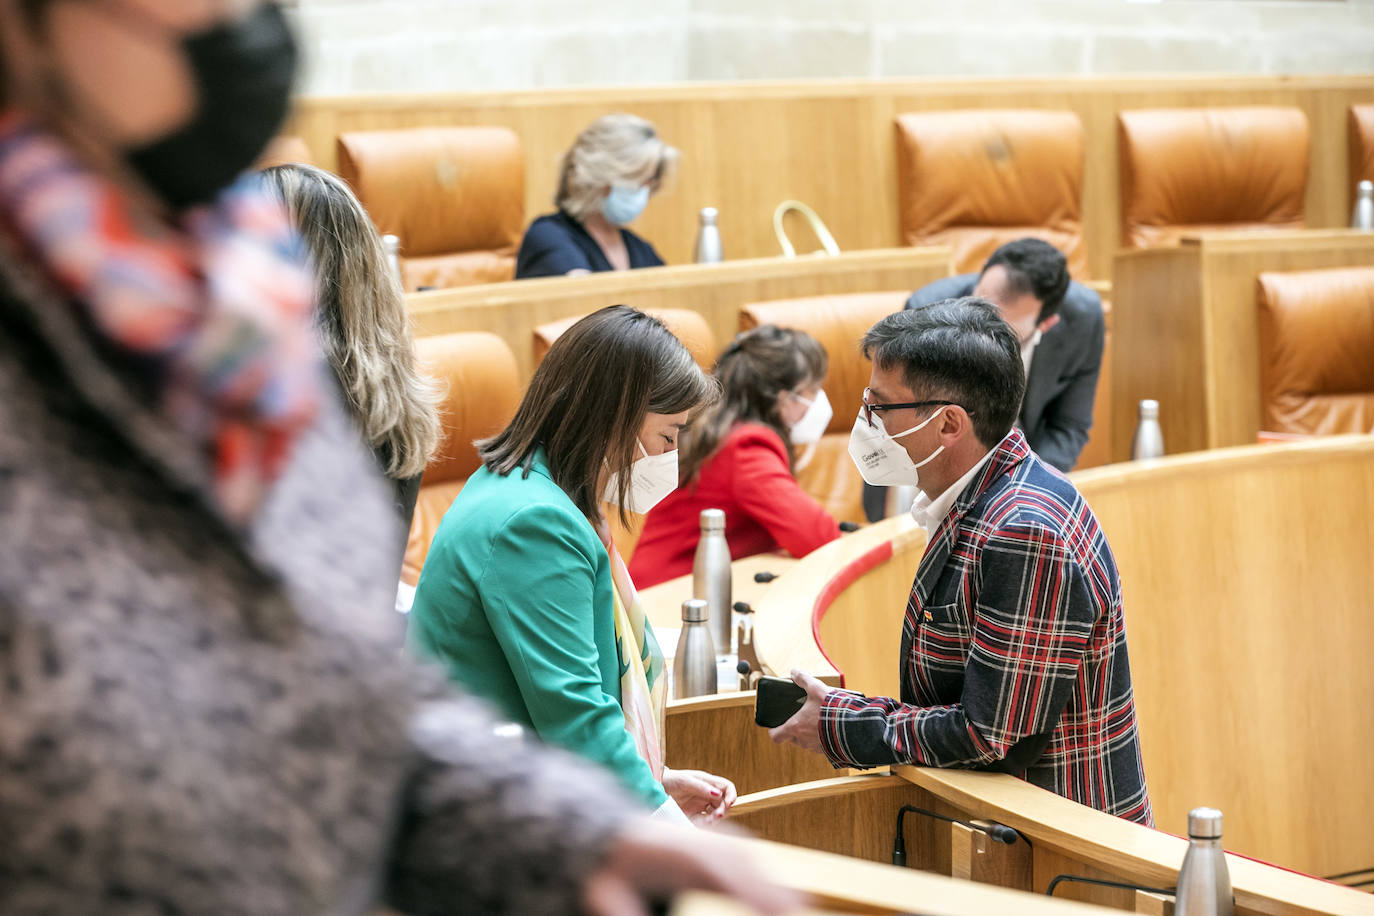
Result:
[731, 437, 1374, 901]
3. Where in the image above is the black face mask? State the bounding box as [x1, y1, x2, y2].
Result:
[120, 3, 298, 208]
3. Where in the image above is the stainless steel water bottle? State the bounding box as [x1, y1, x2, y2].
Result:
[692, 509, 733, 655]
[673, 599, 717, 699]
[1131, 399, 1165, 460]
[693, 207, 724, 263]
[1353, 180, 1374, 231]
[1175, 807, 1234, 916]
[382, 234, 403, 289]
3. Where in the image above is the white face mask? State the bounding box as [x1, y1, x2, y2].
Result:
[787, 389, 833, 445]
[603, 439, 679, 514]
[846, 407, 946, 488]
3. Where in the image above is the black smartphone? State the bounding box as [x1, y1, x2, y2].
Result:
[754, 676, 808, 728]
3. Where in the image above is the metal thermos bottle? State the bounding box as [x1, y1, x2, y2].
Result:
[382, 234, 404, 288]
[1353, 180, 1374, 231]
[1175, 807, 1234, 916]
[692, 509, 733, 656]
[673, 599, 717, 698]
[694, 207, 724, 263]
[1131, 399, 1165, 460]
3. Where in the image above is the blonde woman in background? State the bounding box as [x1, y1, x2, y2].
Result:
[263, 163, 440, 539]
[516, 113, 679, 278]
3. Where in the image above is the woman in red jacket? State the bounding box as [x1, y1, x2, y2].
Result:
[629, 325, 840, 587]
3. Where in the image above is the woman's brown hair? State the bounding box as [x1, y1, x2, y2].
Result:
[678, 325, 827, 485]
[478, 305, 717, 523]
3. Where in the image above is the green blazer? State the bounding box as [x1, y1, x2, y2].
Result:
[407, 449, 668, 809]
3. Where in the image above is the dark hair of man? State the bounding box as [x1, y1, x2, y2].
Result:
[678, 325, 828, 485]
[981, 238, 1072, 322]
[478, 305, 718, 525]
[861, 298, 1024, 449]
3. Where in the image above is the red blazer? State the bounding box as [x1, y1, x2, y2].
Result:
[628, 423, 839, 588]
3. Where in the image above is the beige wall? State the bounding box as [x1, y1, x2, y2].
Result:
[294, 0, 1374, 95]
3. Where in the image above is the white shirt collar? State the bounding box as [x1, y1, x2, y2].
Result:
[1020, 328, 1043, 377]
[910, 447, 996, 535]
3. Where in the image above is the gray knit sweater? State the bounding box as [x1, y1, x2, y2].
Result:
[0, 255, 637, 914]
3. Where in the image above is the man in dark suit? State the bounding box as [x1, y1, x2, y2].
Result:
[769, 300, 1152, 824]
[909, 239, 1103, 472]
[862, 238, 1102, 520]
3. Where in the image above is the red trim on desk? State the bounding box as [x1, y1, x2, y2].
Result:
[809, 540, 894, 690]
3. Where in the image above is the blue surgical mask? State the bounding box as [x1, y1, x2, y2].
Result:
[601, 184, 651, 226]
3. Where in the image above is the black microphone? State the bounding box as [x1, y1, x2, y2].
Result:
[753, 571, 777, 583]
[838, 521, 860, 533]
[735, 660, 751, 677]
[892, 804, 1018, 866]
[732, 601, 753, 615]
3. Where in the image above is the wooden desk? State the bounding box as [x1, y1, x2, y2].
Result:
[1111, 229, 1374, 461]
[642, 553, 796, 636]
[406, 247, 950, 380]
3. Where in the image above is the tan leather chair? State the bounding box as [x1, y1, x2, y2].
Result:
[1257, 266, 1374, 437]
[738, 291, 910, 524]
[894, 110, 1087, 279]
[256, 135, 315, 170]
[402, 332, 522, 585]
[1117, 107, 1309, 249]
[1349, 105, 1374, 208]
[532, 308, 718, 370]
[531, 308, 718, 559]
[337, 127, 524, 291]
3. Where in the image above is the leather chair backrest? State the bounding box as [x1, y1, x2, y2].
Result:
[532, 308, 718, 370]
[738, 292, 909, 524]
[738, 291, 909, 435]
[402, 332, 522, 584]
[894, 110, 1087, 278]
[1349, 105, 1374, 208]
[1257, 267, 1374, 436]
[256, 135, 315, 170]
[337, 127, 525, 290]
[1118, 106, 1309, 249]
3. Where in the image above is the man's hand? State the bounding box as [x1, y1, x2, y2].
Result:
[582, 818, 802, 916]
[767, 669, 831, 754]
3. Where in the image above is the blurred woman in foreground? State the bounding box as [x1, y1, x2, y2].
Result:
[0, 1, 791, 913]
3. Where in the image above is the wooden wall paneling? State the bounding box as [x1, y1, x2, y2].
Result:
[1110, 244, 1205, 461]
[1111, 230, 1374, 461]
[1071, 440, 1374, 876]
[405, 248, 950, 380]
[727, 775, 935, 867]
[289, 76, 1374, 282]
[948, 821, 1034, 892]
[1197, 231, 1374, 449]
[664, 693, 836, 796]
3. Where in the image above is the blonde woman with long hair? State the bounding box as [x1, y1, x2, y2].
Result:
[515, 113, 679, 278]
[262, 163, 440, 532]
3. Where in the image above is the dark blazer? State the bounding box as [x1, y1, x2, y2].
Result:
[819, 429, 1153, 825]
[515, 209, 665, 279]
[905, 273, 1105, 472]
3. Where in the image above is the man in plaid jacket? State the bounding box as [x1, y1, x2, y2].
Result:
[770, 299, 1152, 825]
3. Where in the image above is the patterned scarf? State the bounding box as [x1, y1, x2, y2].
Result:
[0, 110, 318, 525]
[594, 517, 668, 781]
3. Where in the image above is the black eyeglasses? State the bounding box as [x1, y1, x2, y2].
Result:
[861, 388, 968, 429]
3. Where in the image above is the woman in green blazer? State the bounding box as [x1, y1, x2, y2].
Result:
[408, 306, 736, 821]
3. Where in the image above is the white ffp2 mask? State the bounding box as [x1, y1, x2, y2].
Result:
[787, 389, 833, 445]
[846, 407, 946, 488]
[603, 439, 679, 514]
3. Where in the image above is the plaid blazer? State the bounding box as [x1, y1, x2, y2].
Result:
[819, 428, 1153, 824]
